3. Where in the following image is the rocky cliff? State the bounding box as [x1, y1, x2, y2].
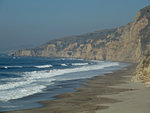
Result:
[132, 51, 150, 85]
[10, 5, 150, 62]
[10, 5, 150, 84]
[132, 5, 150, 85]
[10, 6, 150, 84]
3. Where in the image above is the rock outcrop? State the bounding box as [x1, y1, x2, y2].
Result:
[9, 5, 150, 84]
[132, 6, 150, 84]
[132, 51, 150, 86]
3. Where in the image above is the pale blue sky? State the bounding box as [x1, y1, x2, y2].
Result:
[0, 0, 149, 52]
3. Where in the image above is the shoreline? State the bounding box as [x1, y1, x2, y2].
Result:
[4, 64, 150, 113]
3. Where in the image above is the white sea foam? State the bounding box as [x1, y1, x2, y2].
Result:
[0, 85, 46, 101]
[22, 62, 119, 81]
[34, 65, 53, 68]
[0, 76, 55, 101]
[4, 66, 8, 69]
[0, 66, 23, 69]
[0, 81, 34, 90]
[72, 63, 89, 66]
[0, 61, 120, 101]
[61, 64, 67, 66]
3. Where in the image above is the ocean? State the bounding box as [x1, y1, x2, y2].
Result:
[0, 56, 127, 112]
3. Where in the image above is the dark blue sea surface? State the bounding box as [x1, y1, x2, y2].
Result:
[0, 56, 128, 112]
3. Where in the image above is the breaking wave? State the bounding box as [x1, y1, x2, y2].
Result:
[72, 63, 89, 66]
[34, 65, 53, 68]
[0, 66, 23, 69]
[61, 64, 67, 66]
[0, 61, 119, 101]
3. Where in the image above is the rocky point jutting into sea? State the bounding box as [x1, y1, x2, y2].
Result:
[9, 5, 150, 85]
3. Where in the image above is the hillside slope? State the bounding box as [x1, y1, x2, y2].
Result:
[10, 6, 150, 63]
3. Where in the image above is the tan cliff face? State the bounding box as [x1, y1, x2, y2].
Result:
[132, 51, 150, 86]
[132, 5, 150, 84]
[132, 6, 150, 86]
[10, 5, 150, 84]
[10, 6, 149, 63]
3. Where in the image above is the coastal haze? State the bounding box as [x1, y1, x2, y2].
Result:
[2, 1, 150, 113]
[11, 4, 150, 85]
[0, 0, 149, 53]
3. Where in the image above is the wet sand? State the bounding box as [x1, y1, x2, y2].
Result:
[4, 64, 150, 113]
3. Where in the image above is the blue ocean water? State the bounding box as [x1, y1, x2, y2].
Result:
[0, 56, 127, 112]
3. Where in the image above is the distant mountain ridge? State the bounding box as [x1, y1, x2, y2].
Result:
[9, 5, 150, 84]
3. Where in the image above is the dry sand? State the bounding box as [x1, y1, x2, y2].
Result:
[96, 75, 150, 113]
[4, 64, 150, 113]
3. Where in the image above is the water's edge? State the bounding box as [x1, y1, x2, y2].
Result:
[3, 63, 130, 113]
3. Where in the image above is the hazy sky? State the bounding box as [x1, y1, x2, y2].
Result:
[0, 0, 149, 53]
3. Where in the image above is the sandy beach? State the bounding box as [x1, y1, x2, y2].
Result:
[4, 64, 150, 113]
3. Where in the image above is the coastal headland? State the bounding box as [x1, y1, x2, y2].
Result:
[10, 5, 150, 85]
[6, 5, 150, 113]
